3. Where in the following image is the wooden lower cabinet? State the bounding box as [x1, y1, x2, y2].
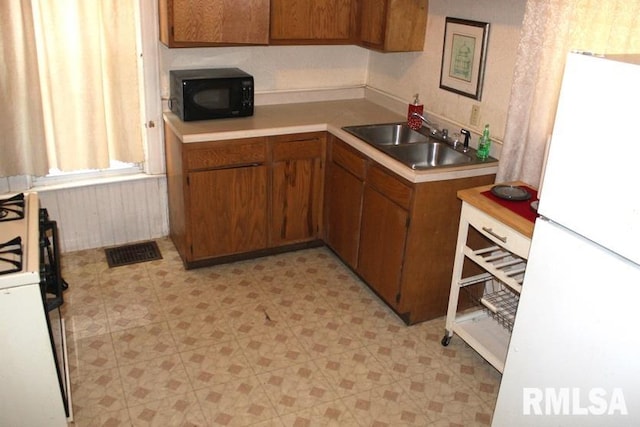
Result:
[324, 137, 366, 269]
[270, 133, 325, 246]
[188, 165, 268, 259]
[166, 123, 496, 323]
[165, 127, 270, 266]
[165, 124, 325, 267]
[325, 136, 496, 324]
[357, 185, 408, 308]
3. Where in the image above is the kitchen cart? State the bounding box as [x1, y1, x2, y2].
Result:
[443, 182, 535, 372]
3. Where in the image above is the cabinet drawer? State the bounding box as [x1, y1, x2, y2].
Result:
[463, 203, 531, 259]
[271, 133, 324, 161]
[366, 164, 412, 210]
[185, 138, 267, 171]
[330, 137, 366, 179]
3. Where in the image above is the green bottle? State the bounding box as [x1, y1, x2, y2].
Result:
[476, 124, 491, 160]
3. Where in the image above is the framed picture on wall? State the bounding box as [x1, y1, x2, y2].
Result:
[439, 17, 490, 100]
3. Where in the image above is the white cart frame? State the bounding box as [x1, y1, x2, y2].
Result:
[443, 201, 531, 373]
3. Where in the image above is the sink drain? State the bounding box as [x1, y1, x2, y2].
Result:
[105, 241, 162, 268]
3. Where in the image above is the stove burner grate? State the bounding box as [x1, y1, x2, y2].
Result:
[0, 193, 25, 222]
[0, 236, 23, 275]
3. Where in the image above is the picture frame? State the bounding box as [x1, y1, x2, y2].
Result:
[439, 17, 490, 100]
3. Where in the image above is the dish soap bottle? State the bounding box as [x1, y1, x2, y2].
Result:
[407, 94, 423, 130]
[476, 124, 491, 160]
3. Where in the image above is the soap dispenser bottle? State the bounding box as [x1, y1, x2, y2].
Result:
[476, 124, 491, 160]
[407, 94, 423, 130]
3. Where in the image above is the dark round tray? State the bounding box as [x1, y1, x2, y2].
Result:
[490, 185, 532, 201]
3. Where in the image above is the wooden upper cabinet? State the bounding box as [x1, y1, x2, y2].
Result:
[359, 0, 428, 52]
[159, 0, 270, 47]
[160, 0, 427, 50]
[270, 0, 357, 44]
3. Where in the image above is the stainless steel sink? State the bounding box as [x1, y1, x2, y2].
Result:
[381, 142, 472, 169]
[343, 123, 430, 145]
[342, 122, 494, 170]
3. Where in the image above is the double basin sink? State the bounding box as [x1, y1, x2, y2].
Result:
[342, 123, 497, 170]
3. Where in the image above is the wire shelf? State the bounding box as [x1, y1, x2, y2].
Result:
[462, 279, 520, 331]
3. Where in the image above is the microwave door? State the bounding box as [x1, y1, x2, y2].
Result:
[190, 88, 229, 118]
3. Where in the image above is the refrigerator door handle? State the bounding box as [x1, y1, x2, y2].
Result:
[482, 226, 507, 243]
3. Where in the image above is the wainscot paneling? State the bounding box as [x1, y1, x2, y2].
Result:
[37, 175, 169, 253]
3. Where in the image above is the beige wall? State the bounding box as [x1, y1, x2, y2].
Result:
[159, 0, 527, 139]
[159, 44, 370, 101]
[367, 0, 527, 140]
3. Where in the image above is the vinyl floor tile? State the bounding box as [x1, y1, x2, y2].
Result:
[70, 366, 128, 420]
[278, 399, 359, 427]
[397, 369, 493, 426]
[119, 354, 192, 407]
[195, 375, 278, 426]
[315, 347, 395, 398]
[167, 312, 236, 352]
[341, 381, 433, 426]
[105, 295, 165, 333]
[181, 340, 255, 389]
[63, 238, 502, 426]
[238, 327, 310, 374]
[64, 301, 110, 340]
[290, 317, 364, 359]
[71, 408, 133, 427]
[111, 322, 178, 366]
[258, 360, 338, 416]
[127, 391, 207, 427]
[67, 332, 118, 377]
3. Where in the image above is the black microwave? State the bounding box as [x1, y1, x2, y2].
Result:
[169, 68, 254, 121]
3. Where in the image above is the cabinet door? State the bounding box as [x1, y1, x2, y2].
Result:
[160, 0, 270, 46]
[359, 0, 427, 52]
[359, 0, 387, 48]
[270, 0, 355, 43]
[187, 165, 268, 260]
[357, 186, 409, 308]
[271, 135, 324, 246]
[324, 161, 364, 269]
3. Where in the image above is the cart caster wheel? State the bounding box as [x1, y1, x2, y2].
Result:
[441, 335, 452, 347]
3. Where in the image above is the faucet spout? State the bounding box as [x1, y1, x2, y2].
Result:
[410, 111, 435, 128]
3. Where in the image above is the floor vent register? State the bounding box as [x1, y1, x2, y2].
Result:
[105, 241, 162, 268]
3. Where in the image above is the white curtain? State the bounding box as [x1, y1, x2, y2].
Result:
[497, 0, 640, 187]
[0, 0, 144, 177]
[0, 1, 48, 176]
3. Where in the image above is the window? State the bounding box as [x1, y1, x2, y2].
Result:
[0, 0, 161, 181]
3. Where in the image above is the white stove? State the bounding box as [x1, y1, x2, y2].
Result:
[0, 192, 72, 426]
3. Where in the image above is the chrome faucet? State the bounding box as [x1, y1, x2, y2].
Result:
[411, 112, 452, 142]
[410, 111, 436, 128]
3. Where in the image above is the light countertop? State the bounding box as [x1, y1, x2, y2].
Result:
[163, 99, 499, 184]
[457, 181, 536, 238]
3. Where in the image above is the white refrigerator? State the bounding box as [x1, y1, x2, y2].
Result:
[492, 52, 640, 426]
